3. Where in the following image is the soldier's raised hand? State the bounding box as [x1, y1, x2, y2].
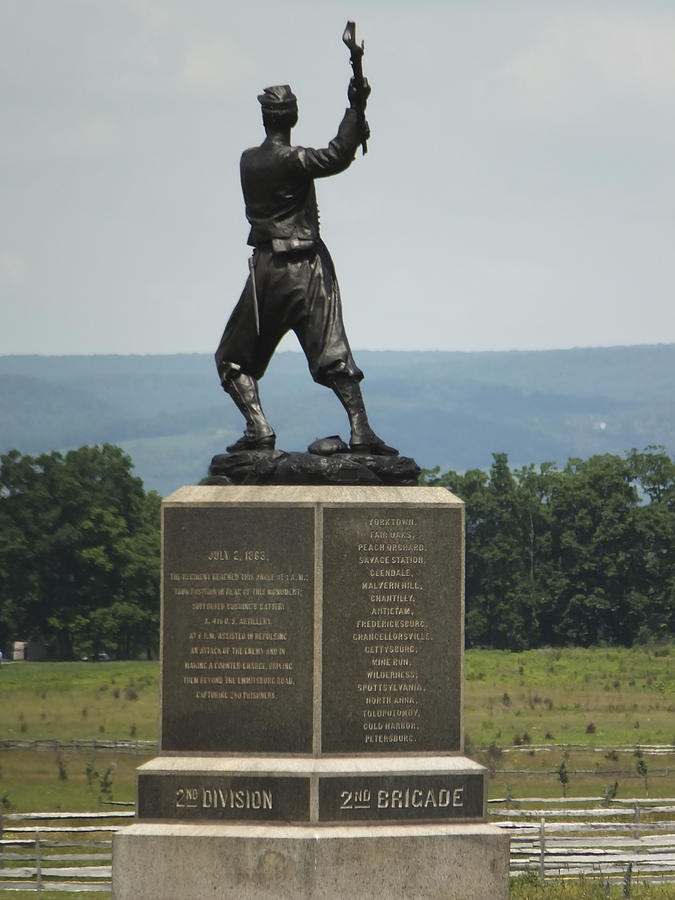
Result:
[348, 76, 371, 109]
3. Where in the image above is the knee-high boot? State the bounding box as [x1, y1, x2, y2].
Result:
[223, 373, 276, 452]
[328, 375, 398, 455]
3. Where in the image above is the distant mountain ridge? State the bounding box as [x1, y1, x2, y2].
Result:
[2, 345, 674, 496]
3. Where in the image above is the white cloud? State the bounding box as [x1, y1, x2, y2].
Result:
[0, 117, 119, 164]
[2, 2, 675, 354]
[0, 250, 27, 287]
[501, 12, 675, 120]
[181, 37, 253, 95]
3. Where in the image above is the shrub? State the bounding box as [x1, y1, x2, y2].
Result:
[55, 752, 68, 781]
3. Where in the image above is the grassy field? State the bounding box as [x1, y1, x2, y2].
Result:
[0, 885, 672, 900]
[464, 645, 675, 803]
[0, 660, 158, 810]
[464, 646, 675, 747]
[1, 646, 674, 811]
[0, 661, 158, 743]
[510, 876, 675, 898]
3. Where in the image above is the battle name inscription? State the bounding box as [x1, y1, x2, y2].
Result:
[321, 506, 462, 753]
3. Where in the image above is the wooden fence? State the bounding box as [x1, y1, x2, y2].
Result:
[0, 809, 132, 893]
[1, 739, 672, 756]
[490, 796, 675, 885]
[0, 738, 157, 753]
[500, 744, 675, 757]
[1, 799, 674, 893]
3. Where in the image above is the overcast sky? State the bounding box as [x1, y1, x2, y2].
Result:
[2, 0, 674, 356]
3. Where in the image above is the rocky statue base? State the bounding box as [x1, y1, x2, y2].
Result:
[208, 446, 420, 486]
[111, 486, 508, 899]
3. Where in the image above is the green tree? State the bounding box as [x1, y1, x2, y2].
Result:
[548, 454, 645, 645]
[0, 444, 160, 658]
[424, 454, 553, 649]
[555, 759, 569, 798]
[422, 447, 675, 649]
[627, 447, 675, 642]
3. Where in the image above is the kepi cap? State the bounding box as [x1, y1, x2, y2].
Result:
[257, 85, 298, 112]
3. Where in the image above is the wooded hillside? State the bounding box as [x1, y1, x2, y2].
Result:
[2, 345, 674, 496]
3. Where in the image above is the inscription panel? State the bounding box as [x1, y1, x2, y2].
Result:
[138, 773, 310, 822]
[161, 505, 314, 752]
[322, 506, 462, 753]
[318, 774, 484, 822]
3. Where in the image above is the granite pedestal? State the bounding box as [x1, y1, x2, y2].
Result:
[112, 486, 509, 898]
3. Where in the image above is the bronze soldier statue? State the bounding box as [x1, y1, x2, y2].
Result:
[215, 72, 397, 456]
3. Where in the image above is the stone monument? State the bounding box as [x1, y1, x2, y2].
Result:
[113, 485, 508, 898]
[112, 23, 508, 898]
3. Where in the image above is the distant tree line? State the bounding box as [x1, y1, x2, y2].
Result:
[0, 445, 160, 660]
[2, 444, 673, 658]
[422, 447, 675, 650]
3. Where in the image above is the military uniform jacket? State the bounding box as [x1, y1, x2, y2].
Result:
[241, 108, 364, 253]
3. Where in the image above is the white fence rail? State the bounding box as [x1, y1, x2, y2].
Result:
[0, 809, 132, 893]
[500, 744, 675, 757]
[1, 799, 674, 892]
[490, 797, 675, 884]
[0, 738, 156, 753]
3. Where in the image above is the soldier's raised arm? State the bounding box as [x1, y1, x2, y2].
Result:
[296, 77, 371, 178]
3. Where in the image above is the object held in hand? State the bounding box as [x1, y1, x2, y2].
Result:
[342, 20, 368, 154]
